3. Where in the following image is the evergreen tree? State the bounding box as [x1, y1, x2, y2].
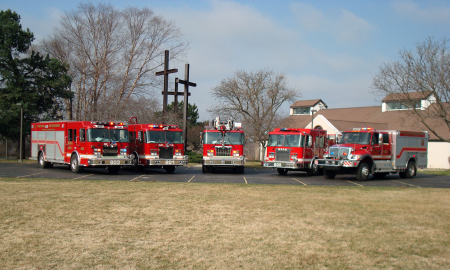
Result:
[0, 10, 72, 155]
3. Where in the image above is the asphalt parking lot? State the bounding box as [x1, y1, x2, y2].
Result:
[1, 162, 449, 188]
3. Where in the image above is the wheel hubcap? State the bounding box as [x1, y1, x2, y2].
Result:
[362, 166, 369, 178]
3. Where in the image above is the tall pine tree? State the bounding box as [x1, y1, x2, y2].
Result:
[0, 10, 72, 157]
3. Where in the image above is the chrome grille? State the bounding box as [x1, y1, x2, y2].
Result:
[159, 147, 173, 159]
[275, 149, 291, 161]
[215, 146, 231, 156]
[329, 147, 351, 159]
[103, 146, 118, 156]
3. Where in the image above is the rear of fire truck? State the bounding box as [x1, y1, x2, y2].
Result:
[201, 117, 246, 173]
[262, 128, 326, 176]
[128, 117, 188, 173]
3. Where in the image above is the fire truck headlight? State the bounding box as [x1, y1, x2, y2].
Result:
[175, 149, 182, 156]
[207, 149, 214, 157]
[351, 155, 361, 160]
[94, 148, 102, 157]
[268, 152, 274, 159]
[151, 150, 157, 156]
[120, 148, 127, 155]
[291, 154, 297, 161]
[232, 150, 240, 157]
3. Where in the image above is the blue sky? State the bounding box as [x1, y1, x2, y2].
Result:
[2, 0, 450, 121]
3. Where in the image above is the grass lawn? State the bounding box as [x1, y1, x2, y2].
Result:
[1, 178, 449, 269]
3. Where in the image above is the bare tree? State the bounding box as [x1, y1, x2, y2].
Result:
[372, 37, 450, 142]
[39, 3, 187, 121]
[209, 69, 300, 159]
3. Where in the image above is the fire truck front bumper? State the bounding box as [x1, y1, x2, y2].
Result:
[316, 159, 360, 169]
[87, 157, 133, 166]
[146, 157, 188, 166]
[203, 156, 245, 166]
[262, 161, 298, 169]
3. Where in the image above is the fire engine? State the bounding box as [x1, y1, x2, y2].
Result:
[262, 128, 328, 175]
[31, 121, 133, 173]
[201, 117, 246, 173]
[316, 128, 428, 180]
[127, 117, 188, 173]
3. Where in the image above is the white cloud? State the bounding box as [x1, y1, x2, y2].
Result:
[392, 0, 450, 23]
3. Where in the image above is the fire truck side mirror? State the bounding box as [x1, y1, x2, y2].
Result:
[80, 129, 85, 142]
[379, 134, 383, 145]
[199, 132, 203, 145]
[307, 135, 313, 147]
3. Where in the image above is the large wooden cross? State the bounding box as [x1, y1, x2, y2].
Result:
[155, 50, 178, 118]
[164, 77, 191, 114]
[176, 64, 196, 152]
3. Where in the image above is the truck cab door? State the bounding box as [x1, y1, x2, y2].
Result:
[370, 132, 382, 156]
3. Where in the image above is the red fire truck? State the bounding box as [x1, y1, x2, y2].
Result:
[262, 128, 328, 175]
[127, 117, 188, 173]
[201, 117, 246, 173]
[31, 121, 133, 173]
[316, 128, 428, 180]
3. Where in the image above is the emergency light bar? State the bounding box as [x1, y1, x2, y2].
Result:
[353, 127, 373, 131]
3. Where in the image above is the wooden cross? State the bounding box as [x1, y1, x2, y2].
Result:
[155, 50, 178, 118]
[176, 64, 196, 152]
[162, 77, 191, 114]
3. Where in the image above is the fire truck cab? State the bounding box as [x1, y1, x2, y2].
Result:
[127, 117, 188, 173]
[31, 121, 132, 173]
[316, 128, 428, 180]
[262, 128, 328, 175]
[201, 117, 246, 173]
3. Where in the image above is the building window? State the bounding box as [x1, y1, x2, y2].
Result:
[386, 101, 421, 110]
[293, 107, 310, 115]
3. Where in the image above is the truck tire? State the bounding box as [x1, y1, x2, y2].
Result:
[70, 154, 84, 173]
[356, 162, 370, 181]
[307, 163, 320, 176]
[277, 168, 288, 175]
[405, 161, 416, 179]
[107, 166, 121, 174]
[165, 165, 176, 174]
[38, 152, 50, 169]
[323, 169, 336, 179]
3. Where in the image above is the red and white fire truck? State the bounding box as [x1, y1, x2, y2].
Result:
[31, 121, 133, 173]
[262, 128, 328, 175]
[201, 117, 246, 173]
[127, 117, 188, 173]
[316, 128, 428, 180]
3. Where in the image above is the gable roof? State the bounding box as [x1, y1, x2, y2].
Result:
[290, 99, 325, 108]
[382, 91, 433, 102]
[282, 105, 450, 141]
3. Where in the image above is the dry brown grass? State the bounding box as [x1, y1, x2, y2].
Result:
[1, 178, 449, 269]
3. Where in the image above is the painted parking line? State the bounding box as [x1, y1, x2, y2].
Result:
[393, 180, 421, 188]
[185, 166, 191, 170]
[73, 174, 94, 180]
[254, 168, 257, 171]
[292, 178, 307, 186]
[188, 175, 195, 182]
[346, 180, 364, 187]
[130, 175, 146, 182]
[16, 172, 48, 178]
[243, 177, 248, 184]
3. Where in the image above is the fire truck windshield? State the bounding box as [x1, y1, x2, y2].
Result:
[203, 132, 244, 145]
[87, 128, 129, 142]
[267, 134, 303, 147]
[339, 132, 371, 144]
[146, 131, 183, 144]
